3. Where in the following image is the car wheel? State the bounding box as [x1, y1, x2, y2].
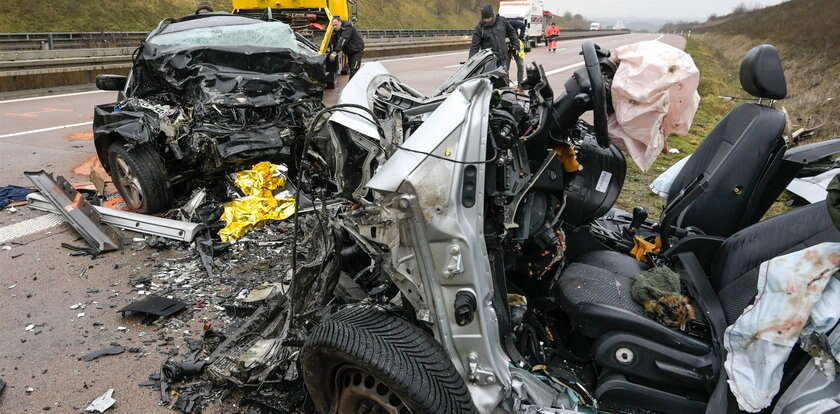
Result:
[302, 306, 477, 414]
[107, 141, 172, 213]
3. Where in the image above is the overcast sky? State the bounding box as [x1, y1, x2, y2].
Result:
[545, 0, 789, 21]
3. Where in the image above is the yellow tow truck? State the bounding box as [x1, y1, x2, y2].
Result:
[232, 0, 358, 88]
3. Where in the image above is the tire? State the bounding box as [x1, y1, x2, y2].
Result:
[107, 141, 172, 214]
[302, 306, 477, 414]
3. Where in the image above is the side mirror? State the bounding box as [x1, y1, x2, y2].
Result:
[96, 74, 127, 91]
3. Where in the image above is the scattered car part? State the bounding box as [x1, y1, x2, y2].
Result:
[79, 345, 126, 362]
[26, 192, 201, 242]
[24, 171, 120, 254]
[242, 283, 284, 303]
[107, 142, 172, 213]
[118, 295, 187, 319]
[787, 168, 840, 203]
[302, 306, 477, 414]
[85, 389, 116, 413]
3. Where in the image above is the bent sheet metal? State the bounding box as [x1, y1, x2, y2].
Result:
[24, 171, 120, 254]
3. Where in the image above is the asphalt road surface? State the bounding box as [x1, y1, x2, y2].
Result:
[0, 33, 683, 413]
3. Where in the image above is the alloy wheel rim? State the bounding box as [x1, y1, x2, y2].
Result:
[332, 366, 411, 414]
[114, 155, 143, 210]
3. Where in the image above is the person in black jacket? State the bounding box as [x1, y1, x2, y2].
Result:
[331, 17, 365, 79]
[469, 4, 519, 71]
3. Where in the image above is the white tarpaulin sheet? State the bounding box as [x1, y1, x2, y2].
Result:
[609, 40, 701, 171]
[724, 243, 840, 412]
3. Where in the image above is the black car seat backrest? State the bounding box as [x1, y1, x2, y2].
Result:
[711, 202, 840, 324]
[666, 45, 788, 237]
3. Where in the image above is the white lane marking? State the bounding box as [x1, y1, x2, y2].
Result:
[375, 51, 465, 64]
[0, 213, 65, 244]
[0, 90, 109, 105]
[444, 63, 461, 69]
[545, 62, 585, 77]
[0, 121, 91, 139]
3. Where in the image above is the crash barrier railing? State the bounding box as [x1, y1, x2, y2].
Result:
[0, 29, 628, 51]
[0, 30, 630, 93]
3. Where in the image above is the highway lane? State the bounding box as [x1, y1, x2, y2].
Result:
[0, 33, 684, 414]
[0, 33, 681, 188]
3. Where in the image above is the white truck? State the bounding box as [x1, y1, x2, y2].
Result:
[498, 0, 547, 48]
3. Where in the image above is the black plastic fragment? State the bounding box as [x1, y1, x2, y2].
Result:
[79, 345, 126, 361]
[119, 295, 187, 318]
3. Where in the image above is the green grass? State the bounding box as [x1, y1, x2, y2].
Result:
[615, 37, 739, 219]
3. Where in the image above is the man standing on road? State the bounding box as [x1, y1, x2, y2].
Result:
[469, 4, 519, 71]
[546, 22, 560, 52]
[332, 16, 365, 79]
[507, 18, 528, 84]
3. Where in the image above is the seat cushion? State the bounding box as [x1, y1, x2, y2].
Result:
[559, 261, 645, 317]
[558, 256, 711, 354]
[667, 103, 786, 237]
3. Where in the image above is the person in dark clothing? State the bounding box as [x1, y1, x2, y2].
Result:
[332, 16, 365, 79]
[469, 4, 519, 71]
[508, 18, 527, 41]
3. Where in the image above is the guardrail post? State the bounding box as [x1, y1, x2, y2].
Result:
[47, 33, 54, 50]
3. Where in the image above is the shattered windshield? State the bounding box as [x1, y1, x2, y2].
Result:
[148, 21, 299, 52]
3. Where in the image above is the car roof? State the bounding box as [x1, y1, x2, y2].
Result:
[156, 14, 263, 36]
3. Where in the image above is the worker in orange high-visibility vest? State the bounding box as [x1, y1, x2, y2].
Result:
[546, 23, 561, 52]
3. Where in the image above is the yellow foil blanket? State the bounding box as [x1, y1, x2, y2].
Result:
[219, 162, 296, 242]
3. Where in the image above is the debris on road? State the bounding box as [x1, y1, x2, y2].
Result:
[27, 192, 201, 243]
[24, 171, 121, 254]
[85, 389, 116, 413]
[118, 295, 186, 320]
[79, 344, 126, 361]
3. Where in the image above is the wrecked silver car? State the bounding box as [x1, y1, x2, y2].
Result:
[286, 42, 840, 414]
[93, 14, 326, 213]
[143, 43, 840, 414]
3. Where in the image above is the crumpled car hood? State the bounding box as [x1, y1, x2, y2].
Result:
[135, 45, 326, 103]
[94, 44, 326, 176]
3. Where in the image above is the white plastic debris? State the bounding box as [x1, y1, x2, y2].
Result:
[25, 386, 34, 393]
[85, 388, 116, 413]
[116, 326, 127, 332]
[724, 243, 840, 412]
[7, 284, 16, 289]
[24, 324, 35, 331]
[70, 303, 82, 310]
[787, 168, 840, 204]
[608, 40, 701, 171]
[649, 155, 692, 198]
[77, 313, 85, 318]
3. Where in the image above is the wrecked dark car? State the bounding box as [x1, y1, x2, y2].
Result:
[93, 14, 326, 213]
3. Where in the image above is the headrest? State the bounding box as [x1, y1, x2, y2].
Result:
[739, 44, 787, 100]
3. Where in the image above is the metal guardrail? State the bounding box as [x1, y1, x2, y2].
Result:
[0, 29, 623, 51]
[0, 30, 629, 93]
